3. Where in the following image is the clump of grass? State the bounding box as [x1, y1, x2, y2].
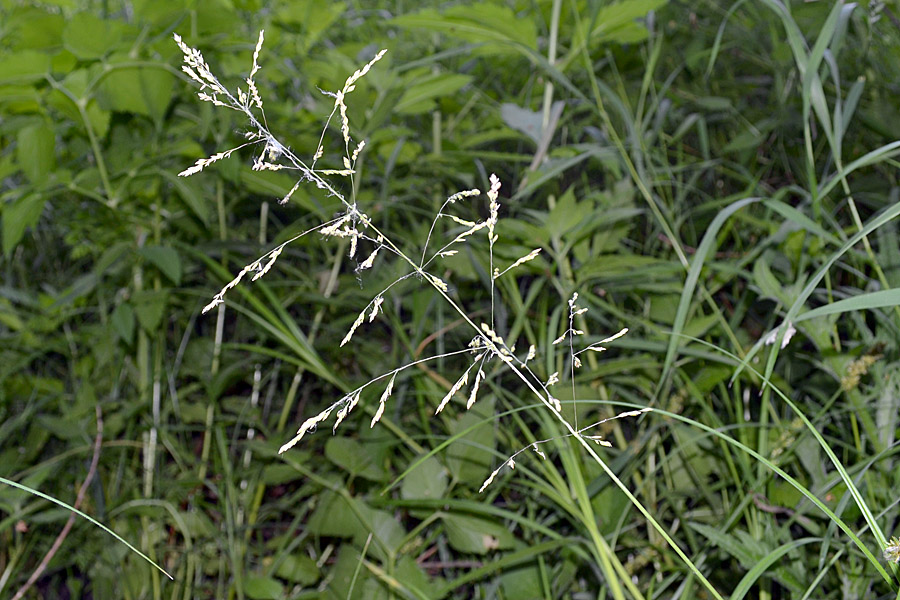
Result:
[175, 31, 736, 598]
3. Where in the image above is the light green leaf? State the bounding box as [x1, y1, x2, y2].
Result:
[396, 73, 472, 115]
[2, 193, 47, 257]
[442, 513, 516, 554]
[243, 575, 283, 600]
[795, 289, 900, 323]
[17, 122, 55, 183]
[325, 437, 390, 481]
[275, 554, 319, 585]
[132, 290, 168, 333]
[591, 0, 668, 44]
[400, 455, 448, 500]
[97, 63, 175, 124]
[392, 4, 537, 54]
[62, 12, 124, 59]
[138, 245, 182, 285]
[111, 302, 135, 345]
[0, 50, 51, 84]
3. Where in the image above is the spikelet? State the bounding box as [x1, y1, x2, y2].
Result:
[369, 295, 384, 322]
[436, 369, 470, 414]
[278, 406, 334, 453]
[466, 369, 484, 410]
[371, 374, 396, 428]
[340, 308, 367, 347]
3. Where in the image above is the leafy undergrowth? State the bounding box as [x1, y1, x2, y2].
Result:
[2, 1, 900, 598]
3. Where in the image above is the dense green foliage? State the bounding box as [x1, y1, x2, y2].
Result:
[3, 0, 900, 598]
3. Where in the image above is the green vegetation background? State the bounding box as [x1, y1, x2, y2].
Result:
[2, 0, 900, 598]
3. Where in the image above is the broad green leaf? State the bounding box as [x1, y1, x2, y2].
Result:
[5, 8, 66, 52]
[325, 437, 390, 482]
[16, 122, 55, 183]
[2, 192, 46, 257]
[97, 63, 175, 124]
[395, 73, 472, 115]
[442, 513, 516, 554]
[400, 455, 448, 500]
[392, 4, 537, 54]
[111, 302, 135, 345]
[132, 290, 168, 333]
[275, 1, 347, 51]
[546, 186, 583, 239]
[243, 575, 283, 600]
[62, 13, 126, 60]
[138, 245, 182, 285]
[159, 169, 209, 224]
[275, 553, 319, 585]
[590, 0, 668, 44]
[0, 50, 51, 84]
[500, 564, 543, 600]
[445, 399, 496, 484]
[307, 490, 369, 538]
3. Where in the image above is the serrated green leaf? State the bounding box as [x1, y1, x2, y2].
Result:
[2, 193, 47, 257]
[62, 13, 123, 59]
[138, 245, 182, 285]
[17, 122, 55, 182]
[132, 290, 168, 333]
[97, 64, 174, 124]
[111, 302, 135, 345]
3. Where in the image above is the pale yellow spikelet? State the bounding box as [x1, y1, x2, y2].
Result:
[547, 372, 559, 386]
[507, 458, 516, 469]
[359, 245, 380, 270]
[251, 246, 283, 281]
[371, 374, 395, 428]
[428, 274, 448, 292]
[552, 333, 567, 345]
[278, 407, 333, 453]
[466, 369, 484, 409]
[585, 435, 612, 447]
[526, 345, 536, 362]
[178, 150, 234, 177]
[446, 188, 481, 204]
[447, 214, 477, 227]
[369, 295, 384, 322]
[352, 140, 366, 162]
[317, 169, 355, 176]
[438, 250, 458, 258]
[349, 230, 358, 258]
[574, 356, 582, 368]
[249, 30, 264, 80]
[340, 308, 366, 347]
[320, 216, 351, 237]
[247, 78, 263, 110]
[495, 248, 541, 279]
[478, 468, 499, 493]
[436, 369, 469, 414]
[531, 443, 546, 459]
[343, 48, 387, 90]
[586, 327, 629, 351]
[280, 180, 301, 205]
